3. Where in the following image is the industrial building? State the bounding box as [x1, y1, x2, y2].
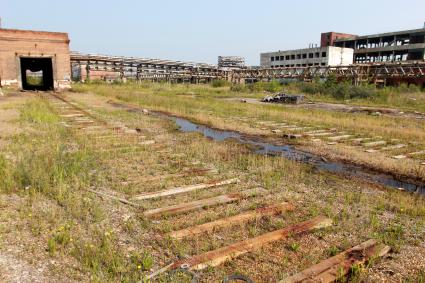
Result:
[333, 27, 425, 63]
[260, 46, 353, 68]
[0, 28, 71, 90]
[218, 56, 245, 70]
[261, 24, 425, 68]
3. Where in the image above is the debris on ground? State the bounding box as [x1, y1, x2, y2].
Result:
[262, 93, 304, 104]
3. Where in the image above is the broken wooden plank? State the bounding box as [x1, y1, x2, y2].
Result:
[328, 135, 352, 141]
[305, 129, 328, 135]
[307, 132, 334, 137]
[392, 155, 407, 160]
[86, 188, 140, 207]
[380, 144, 406, 151]
[363, 141, 387, 147]
[59, 113, 84, 118]
[281, 239, 390, 283]
[132, 178, 240, 200]
[139, 140, 156, 145]
[169, 202, 294, 240]
[407, 150, 425, 156]
[350, 137, 371, 144]
[143, 187, 266, 218]
[171, 216, 332, 270]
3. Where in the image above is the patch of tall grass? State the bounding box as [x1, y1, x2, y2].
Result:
[20, 99, 59, 124]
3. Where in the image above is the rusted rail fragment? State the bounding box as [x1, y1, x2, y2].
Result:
[281, 239, 390, 283]
[171, 216, 332, 270]
[132, 178, 239, 200]
[143, 187, 266, 218]
[169, 202, 294, 240]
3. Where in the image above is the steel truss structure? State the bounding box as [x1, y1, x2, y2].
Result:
[71, 53, 425, 85]
[70, 53, 227, 83]
[232, 63, 425, 85]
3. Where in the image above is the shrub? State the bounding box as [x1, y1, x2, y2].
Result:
[230, 84, 246, 92]
[246, 80, 282, 93]
[211, 80, 229, 88]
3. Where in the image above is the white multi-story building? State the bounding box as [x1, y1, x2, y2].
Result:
[260, 46, 353, 68]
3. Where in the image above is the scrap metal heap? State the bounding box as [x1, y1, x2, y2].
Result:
[262, 93, 304, 104]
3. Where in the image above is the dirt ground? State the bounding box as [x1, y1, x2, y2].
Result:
[0, 91, 424, 282]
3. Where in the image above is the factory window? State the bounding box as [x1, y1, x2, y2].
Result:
[291, 55, 295, 60]
[315, 52, 320, 58]
[308, 63, 313, 66]
[280, 56, 284, 61]
[321, 63, 326, 66]
[309, 53, 314, 58]
[302, 54, 307, 59]
[301, 64, 307, 67]
[296, 54, 301, 59]
[322, 52, 327, 57]
[285, 55, 290, 60]
[296, 64, 300, 67]
[271, 57, 275, 61]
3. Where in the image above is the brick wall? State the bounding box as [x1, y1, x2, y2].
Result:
[0, 28, 71, 90]
[321, 32, 355, 47]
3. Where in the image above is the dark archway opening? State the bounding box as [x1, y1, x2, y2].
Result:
[20, 57, 54, 91]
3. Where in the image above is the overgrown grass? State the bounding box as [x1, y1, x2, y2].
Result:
[72, 82, 425, 145]
[2, 92, 424, 281]
[20, 99, 59, 124]
[0, 98, 153, 281]
[286, 79, 425, 112]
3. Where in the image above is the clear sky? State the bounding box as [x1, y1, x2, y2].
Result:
[1, 0, 424, 65]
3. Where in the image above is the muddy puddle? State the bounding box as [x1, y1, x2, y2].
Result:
[110, 101, 425, 194]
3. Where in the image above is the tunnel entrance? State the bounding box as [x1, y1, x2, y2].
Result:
[20, 57, 54, 91]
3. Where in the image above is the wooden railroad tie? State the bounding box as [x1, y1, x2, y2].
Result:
[281, 239, 390, 283]
[170, 216, 332, 271]
[132, 178, 239, 200]
[143, 187, 266, 218]
[169, 202, 294, 240]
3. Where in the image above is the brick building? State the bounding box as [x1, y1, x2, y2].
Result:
[320, 32, 357, 47]
[0, 28, 71, 90]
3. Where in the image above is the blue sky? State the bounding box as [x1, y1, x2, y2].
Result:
[1, 0, 424, 65]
